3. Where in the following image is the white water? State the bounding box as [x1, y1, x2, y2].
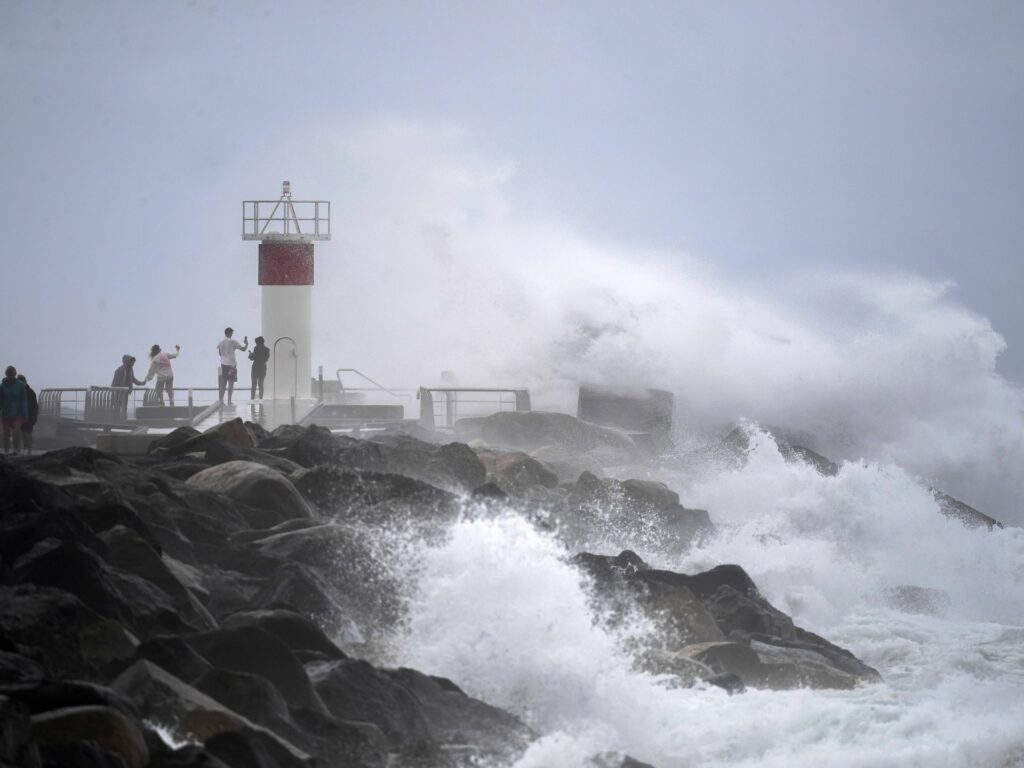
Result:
[393, 432, 1024, 767]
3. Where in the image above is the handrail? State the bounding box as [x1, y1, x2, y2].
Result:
[416, 386, 531, 430]
[335, 369, 411, 401]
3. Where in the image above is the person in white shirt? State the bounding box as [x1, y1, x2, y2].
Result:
[216, 327, 248, 404]
[144, 344, 180, 405]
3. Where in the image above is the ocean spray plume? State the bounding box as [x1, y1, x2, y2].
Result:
[243, 117, 1024, 522]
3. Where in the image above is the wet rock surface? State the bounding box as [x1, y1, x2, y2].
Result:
[575, 551, 882, 690]
[0, 420, 887, 767]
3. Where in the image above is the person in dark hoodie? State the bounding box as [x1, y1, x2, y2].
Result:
[112, 355, 145, 390]
[0, 366, 28, 455]
[248, 336, 270, 400]
[16, 374, 38, 456]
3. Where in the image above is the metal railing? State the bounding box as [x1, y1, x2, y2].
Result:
[39, 386, 223, 427]
[335, 369, 412, 402]
[417, 387, 531, 431]
[242, 199, 330, 241]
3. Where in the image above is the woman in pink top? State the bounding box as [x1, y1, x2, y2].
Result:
[144, 343, 180, 405]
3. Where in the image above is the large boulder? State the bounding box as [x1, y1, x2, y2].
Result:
[157, 419, 254, 458]
[203, 439, 304, 476]
[253, 525, 401, 633]
[112, 660, 272, 744]
[203, 726, 314, 768]
[306, 660, 433, 751]
[385, 667, 533, 761]
[245, 564, 363, 646]
[364, 435, 486, 493]
[560, 472, 712, 555]
[0, 586, 136, 680]
[259, 426, 358, 468]
[0, 695, 40, 767]
[575, 553, 880, 690]
[187, 461, 313, 529]
[475, 450, 558, 495]
[30, 704, 149, 768]
[12, 538, 190, 638]
[219, 610, 346, 661]
[290, 466, 457, 525]
[100, 525, 217, 631]
[133, 637, 215, 685]
[0, 650, 46, 691]
[184, 626, 327, 713]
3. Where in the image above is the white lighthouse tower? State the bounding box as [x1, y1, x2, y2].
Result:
[242, 182, 330, 400]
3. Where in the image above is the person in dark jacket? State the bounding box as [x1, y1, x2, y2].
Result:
[112, 355, 145, 390]
[16, 374, 38, 456]
[0, 365, 28, 455]
[248, 336, 270, 400]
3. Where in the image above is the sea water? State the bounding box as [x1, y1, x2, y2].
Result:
[392, 429, 1024, 768]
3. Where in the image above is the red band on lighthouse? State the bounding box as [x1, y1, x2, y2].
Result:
[259, 242, 314, 285]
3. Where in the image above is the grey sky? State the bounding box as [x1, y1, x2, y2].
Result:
[2, 0, 1023, 387]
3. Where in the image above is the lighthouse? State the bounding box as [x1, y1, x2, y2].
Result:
[242, 182, 330, 400]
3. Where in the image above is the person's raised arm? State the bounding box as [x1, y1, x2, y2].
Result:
[167, 345, 180, 360]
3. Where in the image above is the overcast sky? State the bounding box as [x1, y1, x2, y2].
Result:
[2, 0, 1023, 388]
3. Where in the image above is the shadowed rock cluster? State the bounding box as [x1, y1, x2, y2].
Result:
[0, 415, 890, 767]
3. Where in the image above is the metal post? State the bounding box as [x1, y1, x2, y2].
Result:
[318, 366, 324, 402]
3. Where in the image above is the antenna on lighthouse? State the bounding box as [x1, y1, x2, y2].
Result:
[242, 182, 331, 402]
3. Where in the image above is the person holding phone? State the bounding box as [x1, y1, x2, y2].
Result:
[216, 327, 248, 405]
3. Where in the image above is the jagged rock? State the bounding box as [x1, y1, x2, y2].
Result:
[194, 668, 293, 738]
[100, 525, 216, 631]
[77, 501, 164, 553]
[12, 538, 190, 638]
[586, 753, 659, 768]
[253, 525, 401, 632]
[31, 704, 149, 768]
[134, 637, 215, 685]
[184, 626, 327, 713]
[204, 725, 313, 768]
[0, 695, 41, 767]
[365, 435, 487, 493]
[575, 553, 880, 690]
[0, 491, 107, 566]
[306, 660, 433, 750]
[0, 650, 46, 690]
[290, 466, 457, 525]
[930, 489, 1002, 530]
[203, 440, 304, 476]
[882, 585, 953, 616]
[475, 450, 558, 495]
[385, 667, 533, 760]
[0, 586, 136, 680]
[112, 660, 269, 744]
[259, 425, 354, 468]
[219, 610, 346, 661]
[146, 428, 202, 455]
[575, 552, 724, 650]
[244, 421, 271, 447]
[187, 461, 313, 529]
[246, 563, 363, 645]
[561, 473, 712, 554]
[286, 709, 388, 768]
[161, 419, 254, 458]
